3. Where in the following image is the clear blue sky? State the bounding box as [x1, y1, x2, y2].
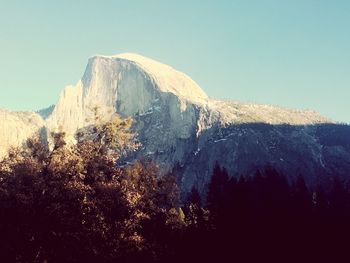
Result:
[0, 0, 349, 122]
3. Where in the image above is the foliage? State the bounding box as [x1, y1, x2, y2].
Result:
[0, 114, 182, 262]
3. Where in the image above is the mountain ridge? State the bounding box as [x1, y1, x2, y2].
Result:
[1, 53, 349, 195]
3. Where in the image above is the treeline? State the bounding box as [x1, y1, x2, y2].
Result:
[185, 164, 350, 262]
[0, 114, 349, 262]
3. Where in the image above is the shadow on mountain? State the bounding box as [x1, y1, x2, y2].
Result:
[167, 122, 350, 199]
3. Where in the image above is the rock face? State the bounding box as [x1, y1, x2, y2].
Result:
[0, 109, 45, 157]
[47, 54, 208, 133]
[1, 53, 350, 196]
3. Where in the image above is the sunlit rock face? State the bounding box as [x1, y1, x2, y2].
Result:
[47, 54, 208, 139]
[1, 53, 349, 196]
[0, 109, 45, 157]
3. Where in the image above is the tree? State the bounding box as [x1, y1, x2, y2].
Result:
[185, 186, 206, 228]
[292, 175, 311, 216]
[0, 113, 182, 262]
[206, 163, 229, 226]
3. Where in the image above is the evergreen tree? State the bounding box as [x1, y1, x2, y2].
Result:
[185, 186, 205, 228]
[206, 163, 229, 219]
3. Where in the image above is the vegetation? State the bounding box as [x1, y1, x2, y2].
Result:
[0, 114, 349, 262]
[0, 114, 183, 262]
[188, 164, 350, 261]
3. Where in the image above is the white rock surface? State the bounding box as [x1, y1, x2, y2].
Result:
[208, 99, 330, 125]
[46, 53, 330, 137]
[0, 109, 45, 157]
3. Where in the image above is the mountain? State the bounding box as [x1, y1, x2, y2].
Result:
[0, 109, 45, 157]
[1, 53, 349, 196]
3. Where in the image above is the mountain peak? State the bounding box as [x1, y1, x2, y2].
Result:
[90, 53, 209, 104]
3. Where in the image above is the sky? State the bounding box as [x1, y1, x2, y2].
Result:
[0, 0, 349, 123]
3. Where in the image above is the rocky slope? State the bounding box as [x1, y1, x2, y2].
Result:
[1, 53, 349, 195]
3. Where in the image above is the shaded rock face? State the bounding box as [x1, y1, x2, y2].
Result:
[172, 123, 350, 197]
[1, 53, 349, 196]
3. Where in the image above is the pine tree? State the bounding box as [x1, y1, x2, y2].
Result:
[206, 162, 229, 227]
